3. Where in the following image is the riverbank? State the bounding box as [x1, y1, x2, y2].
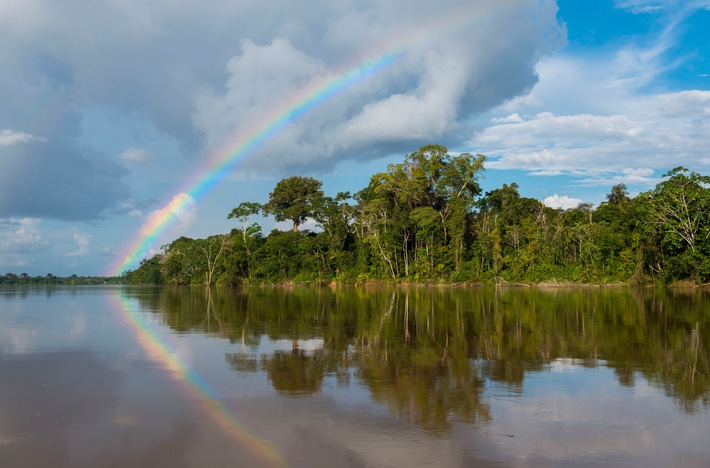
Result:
[252, 277, 710, 289]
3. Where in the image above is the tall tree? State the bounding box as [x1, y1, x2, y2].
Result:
[606, 183, 629, 205]
[649, 167, 710, 254]
[264, 176, 324, 232]
[201, 234, 231, 286]
[313, 192, 355, 274]
[228, 201, 263, 278]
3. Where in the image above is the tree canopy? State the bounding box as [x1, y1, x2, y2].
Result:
[263, 176, 324, 232]
[123, 145, 710, 286]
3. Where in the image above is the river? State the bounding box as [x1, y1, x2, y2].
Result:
[1, 285, 708, 467]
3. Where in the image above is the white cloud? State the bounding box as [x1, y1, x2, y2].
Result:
[0, 218, 48, 253]
[470, 1, 710, 188]
[274, 217, 319, 232]
[615, 0, 710, 13]
[119, 147, 155, 164]
[491, 113, 524, 124]
[0, 129, 45, 146]
[193, 37, 327, 152]
[67, 229, 91, 256]
[192, 1, 563, 172]
[1, 0, 564, 226]
[543, 194, 584, 210]
[0, 257, 28, 268]
[119, 199, 159, 218]
[0, 218, 49, 269]
[575, 168, 659, 188]
[474, 38, 710, 185]
[339, 50, 469, 142]
[139, 192, 197, 238]
[477, 90, 710, 183]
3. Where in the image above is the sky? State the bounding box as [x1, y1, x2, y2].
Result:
[1, 0, 709, 276]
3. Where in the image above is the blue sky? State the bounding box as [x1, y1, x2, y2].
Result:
[1, 0, 708, 276]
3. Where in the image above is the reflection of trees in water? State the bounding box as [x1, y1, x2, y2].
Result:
[225, 353, 258, 373]
[125, 285, 710, 425]
[350, 290, 491, 433]
[227, 347, 327, 396]
[262, 349, 325, 396]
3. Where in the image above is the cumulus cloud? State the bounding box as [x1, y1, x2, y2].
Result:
[0, 138, 130, 220]
[274, 217, 319, 233]
[471, 1, 710, 187]
[117, 198, 160, 218]
[67, 229, 92, 257]
[0, 218, 49, 253]
[119, 147, 155, 164]
[0, 0, 564, 223]
[193, 38, 327, 151]
[192, 0, 563, 172]
[0, 129, 45, 146]
[543, 194, 584, 210]
[473, 5, 710, 186]
[139, 192, 197, 238]
[476, 90, 710, 183]
[575, 168, 659, 188]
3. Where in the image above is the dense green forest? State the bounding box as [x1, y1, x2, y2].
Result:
[124, 144, 710, 286]
[0, 273, 123, 285]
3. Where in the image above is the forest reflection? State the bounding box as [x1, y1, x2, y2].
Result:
[124, 286, 709, 431]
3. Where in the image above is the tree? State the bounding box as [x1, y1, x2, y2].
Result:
[201, 234, 231, 286]
[129, 256, 163, 284]
[161, 237, 203, 284]
[228, 202, 263, 235]
[264, 176, 324, 232]
[606, 183, 629, 205]
[312, 192, 355, 275]
[649, 167, 710, 254]
[119, 143, 710, 285]
[355, 145, 486, 279]
[228, 201, 263, 278]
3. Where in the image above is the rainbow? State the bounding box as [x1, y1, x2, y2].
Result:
[111, 290, 287, 466]
[109, 2, 536, 276]
[109, 53, 397, 276]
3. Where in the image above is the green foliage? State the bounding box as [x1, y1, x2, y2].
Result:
[0, 273, 124, 285]
[128, 257, 163, 284]
[119, 145, 710, 286]
[263, 176, 324, 232]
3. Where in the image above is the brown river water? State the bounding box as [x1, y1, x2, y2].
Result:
[1, 285, 709, 467]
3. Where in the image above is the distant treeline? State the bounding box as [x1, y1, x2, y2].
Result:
[0, 273, 122, 285]
[124, 144, 710, 286]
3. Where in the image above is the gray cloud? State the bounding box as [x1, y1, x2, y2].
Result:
[472, 1, 710, 188]
[0, 138, 129, 220]
[1, 0, 563, 220]
[475, 82, 710, 186]
[67, 229, 92, 257]
[0, 130, 46, 147]
[192, 0, 564, 173]
[120, 147, 156, 164]
[0, 218, 49, 254]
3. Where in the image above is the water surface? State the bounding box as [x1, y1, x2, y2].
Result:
[1, 286, 709, 467]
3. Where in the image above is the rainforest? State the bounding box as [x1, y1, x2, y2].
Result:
[121, 145, 710, 287]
